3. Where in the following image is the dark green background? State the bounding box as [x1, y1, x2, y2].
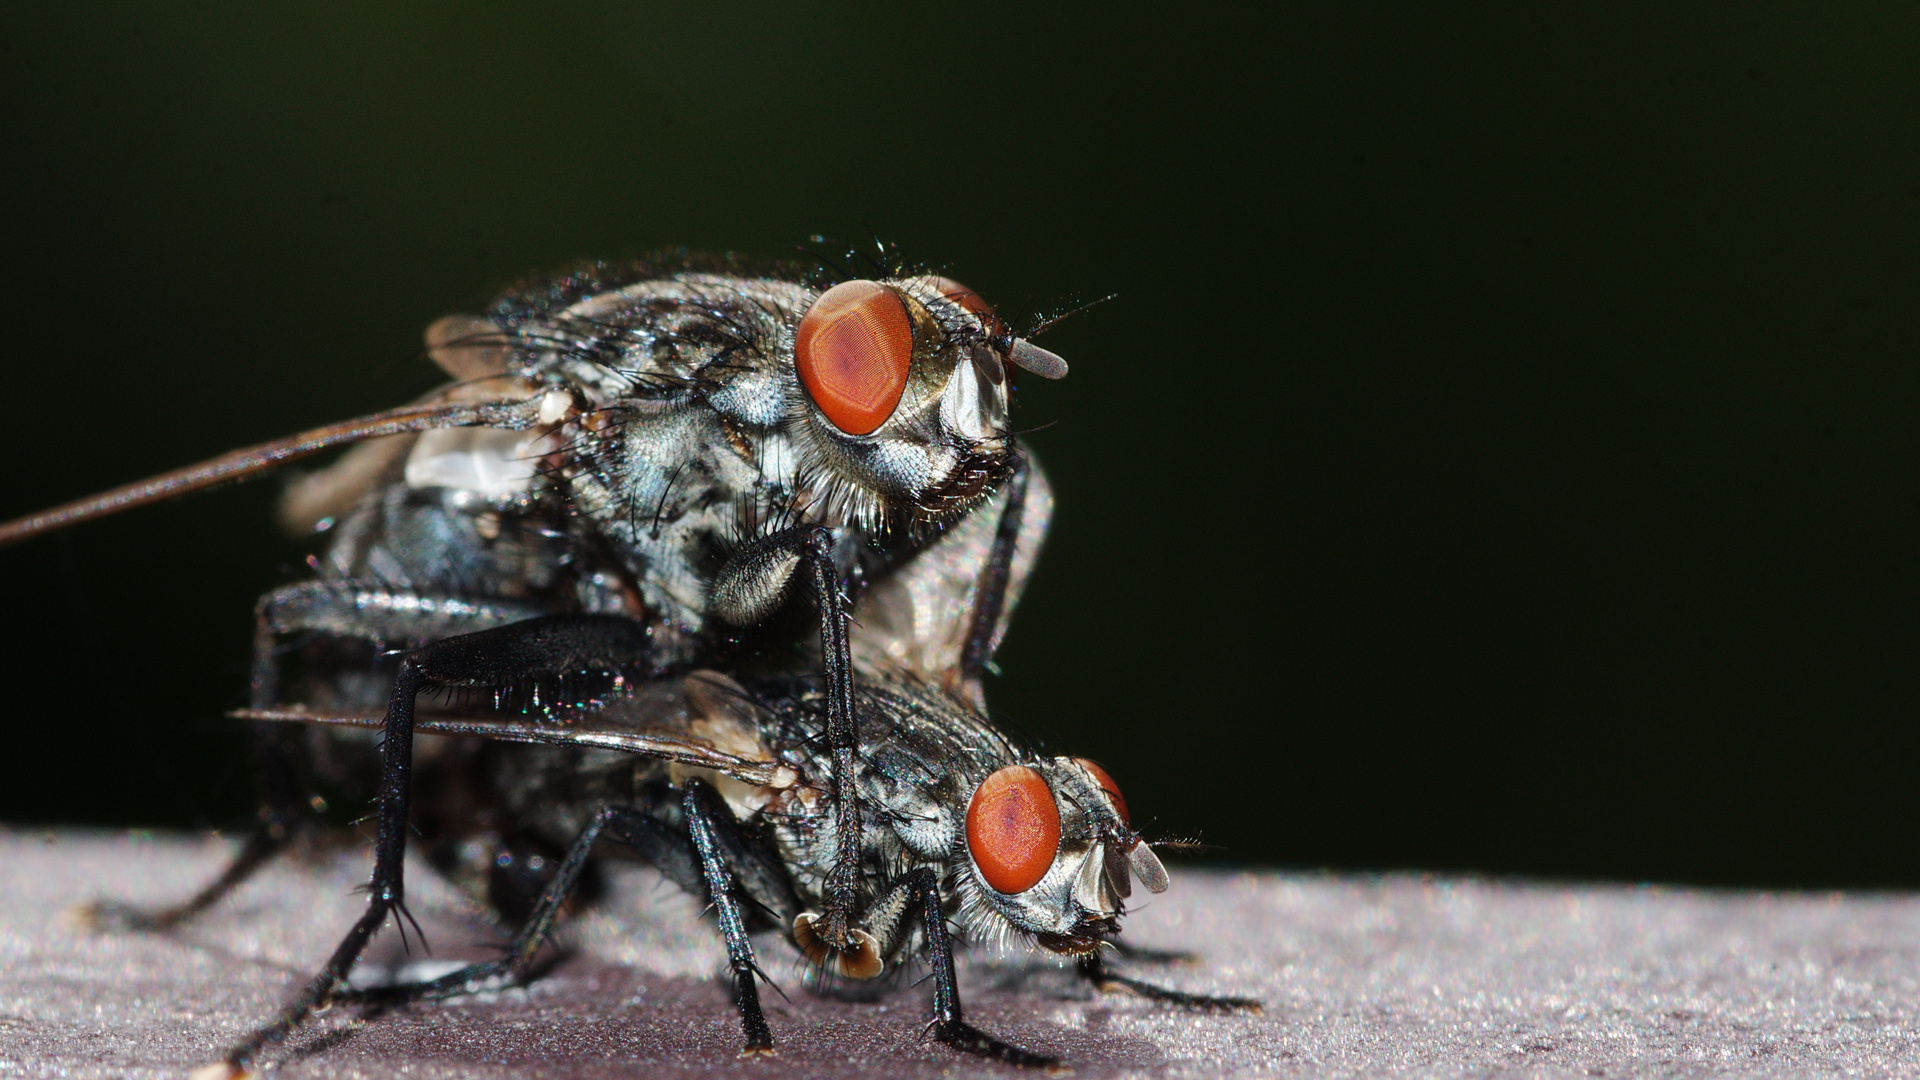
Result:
[3, 3, 1916, 887]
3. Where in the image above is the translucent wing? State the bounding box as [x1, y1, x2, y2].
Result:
[0, 373, 556, 548]
[234, 671, 790, 788]
[849, 464, 1053, 703]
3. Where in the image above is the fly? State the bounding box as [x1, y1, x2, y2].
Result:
[0, 252, 1253, 1071]
[0, 252, 1063, 958]
[218, 668, 1257, 1071]
[0, 254, 1063, 710]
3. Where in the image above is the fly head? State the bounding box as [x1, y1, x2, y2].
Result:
[959, 755, 1165, 957]
[785, 274, 1066, 528]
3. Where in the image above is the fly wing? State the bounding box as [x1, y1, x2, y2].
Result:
[232, 670, 788, 788]
[0, 371, 557, 548]
[849, 461, 1053, 705]
[276, 317, 520, 533]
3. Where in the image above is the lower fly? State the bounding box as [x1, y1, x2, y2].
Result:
[87, 668, 1257, 1073]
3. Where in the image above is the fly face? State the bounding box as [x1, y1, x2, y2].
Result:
[958, 756, 1170, 956]
[785, 275, 1051, 519]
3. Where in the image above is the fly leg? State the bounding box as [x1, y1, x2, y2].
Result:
[957, 451, 1033, 687]
[336, 804, 642, 1005]
[681, 779, 783, 1055]
[1075, 951, 1262, 1011]
[712, 525, 862, 952]
[82, 583, 543, 932]
[76, 596, 333, 931]
[213, 613, 651, 1072]
[77, 732, 303, 932]
[908, 867, 1059, 1069]
[151, 617, 324, 927]
[344, 780, 788, 1056]
[795, 868, 1056, 1066]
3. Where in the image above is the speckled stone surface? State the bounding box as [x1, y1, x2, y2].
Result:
[3, 829, 1920, 1078]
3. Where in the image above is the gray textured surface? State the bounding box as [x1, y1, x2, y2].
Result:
[4, 830, 1920, 1078]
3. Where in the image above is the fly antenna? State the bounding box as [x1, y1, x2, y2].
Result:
[996, 292, 1113, 381]
[1005, 338, 1069, 380]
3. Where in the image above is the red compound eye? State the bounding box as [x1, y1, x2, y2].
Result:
[795, 280, 914, 436]
[929, 275, 1004, 337]
[1074, 757, 1129, 826]
[966, 765, 1061, 894]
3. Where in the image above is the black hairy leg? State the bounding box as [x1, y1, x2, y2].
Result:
[75, 812, 291, 933]
[908, 867, 1060, 1070]
[1076, 951, 1263, 1012]
[84, 585, 549, 933]
[343, 807, 672, 1003]
[957, 450, 1032, 690]
[681, 780, 782, 1054]
[77, 727, 306, 933]
[342, 781, 784, 1055]
[212, 614, 651, 1072]
[74, 603, 326, 932]
[711, 524, 862, 953]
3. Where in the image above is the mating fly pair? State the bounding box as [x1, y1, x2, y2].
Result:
[1, 253, 1253, 1072]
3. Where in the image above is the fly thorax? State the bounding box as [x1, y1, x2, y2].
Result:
[561, 404, 765, 638]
